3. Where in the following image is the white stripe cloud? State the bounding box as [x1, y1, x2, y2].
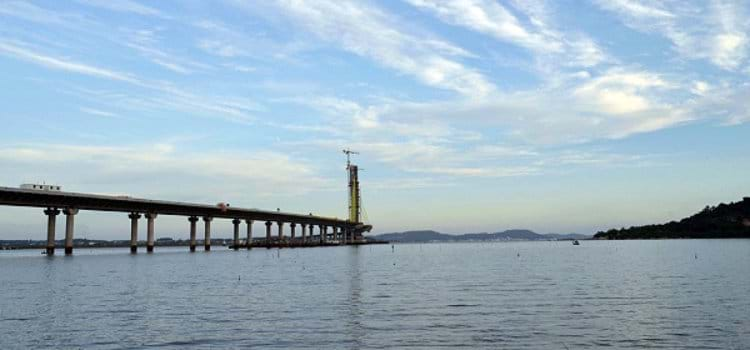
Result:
[594, 0, 749, 70]
[256, 0, 496, 97]
[74, 0, 165, 18]
[405, 0, 607, 67]
[0, 41, 140, 84]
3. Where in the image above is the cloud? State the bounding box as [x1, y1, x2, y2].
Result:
[248, 0, 495, 97]
[405, 0, 607, 67]
[599, 0, 675, 18]
[0, 142, 335, 199]
[594, 0, 749, 70]
[0, 41, 140, 84]
[364, 67, 690, 144]
[223, 63, 256, 73]
[0, 1, 89, 26]
[75, 0, 165, 18]
[572, 69, 671, 115]
[193, 20, 315, 64]
[0, 40, 259, 125]
[80, 107, 118, 118]
[687, 81, 750, 126]
[121, 28, 212, 74]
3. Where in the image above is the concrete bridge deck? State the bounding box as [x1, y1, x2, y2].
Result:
[0, 186, 367, 255]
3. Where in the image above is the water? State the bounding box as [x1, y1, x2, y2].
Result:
[1, 240, 749, 349]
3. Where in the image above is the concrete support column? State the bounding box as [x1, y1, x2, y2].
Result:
[265, 221, 272, 248]
[320, 225, 326, 243]
[188, 216, 198, 252]
[333, 226, 339, 243]
[301, 224, 307, 243]
[232, 218, 241, 250]
[63, 208, 78, 255]
[146, 213, 157, 253]
[277, 222, 284, 242]
[290, 223, 296, 242]
[245, 219, 253, 249]
[128, 212, 140, 254]
[44, 208, 60, 255]
[203, 217, 212, 251]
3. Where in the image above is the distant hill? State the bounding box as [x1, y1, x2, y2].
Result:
[594, 197, 750, 239]
[371, 230, 590, 242]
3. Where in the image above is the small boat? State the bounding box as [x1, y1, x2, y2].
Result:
[572, 240, 580, 246]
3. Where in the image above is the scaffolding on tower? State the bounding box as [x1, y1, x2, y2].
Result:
[343, 149, 372, 240]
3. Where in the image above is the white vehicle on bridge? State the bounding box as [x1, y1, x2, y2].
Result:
[20, 183, 62, 191]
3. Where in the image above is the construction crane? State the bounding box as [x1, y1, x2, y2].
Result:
[342, 148, 359, 169]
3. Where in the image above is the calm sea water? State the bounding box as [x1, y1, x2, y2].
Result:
[1, 240, 748, 349]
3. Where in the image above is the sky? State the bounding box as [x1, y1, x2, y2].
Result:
[0, 0, 749, 240]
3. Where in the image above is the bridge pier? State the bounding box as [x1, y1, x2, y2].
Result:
[232, 218, 241, 250]
[290, 223, 296, 244]
[265, 221, 272, 248]
[320, 225, 326, 244]
[146, 213, 157, 253]
[301, 223, 307, 244]
[245, 219, 253, 249]
[188, 216, 198, 252]
[128, 212, 140, 254]
[277, 221, 284, 243]
[44, 208, 60, 255]
[203, 217, 212, 251]
[64, 208, 78, 255]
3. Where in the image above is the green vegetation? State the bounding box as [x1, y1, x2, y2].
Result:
[595, 197, 750, 239]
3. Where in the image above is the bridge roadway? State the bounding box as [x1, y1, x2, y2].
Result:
[0, 186, 363, 255]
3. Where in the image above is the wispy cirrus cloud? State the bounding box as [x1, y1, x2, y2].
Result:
[594, 0, 749, 70]
[80, 107, 119, 118]
[0, 1, 91, 27]
[121, 28, 212, 75]
[0, 41, 140, 84]
[242, 0, 496, 97]
[74, 0, 166, 18]
[0, 40, 259, 124]
[405, 0, 607, 68]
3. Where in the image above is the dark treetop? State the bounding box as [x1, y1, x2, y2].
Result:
[594, 196, 750, 239]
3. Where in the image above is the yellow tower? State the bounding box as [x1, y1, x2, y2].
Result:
[348, 164, 360, 223]
[343, 149, 360, 223]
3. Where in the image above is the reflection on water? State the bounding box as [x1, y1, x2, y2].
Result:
[1, 240, 749, 349]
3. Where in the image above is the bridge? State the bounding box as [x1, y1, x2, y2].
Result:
[0, 186, 371, 255]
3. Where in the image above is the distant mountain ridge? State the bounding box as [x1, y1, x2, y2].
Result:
[372, 229, 589, 242]
[594, 197, 750, 239]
